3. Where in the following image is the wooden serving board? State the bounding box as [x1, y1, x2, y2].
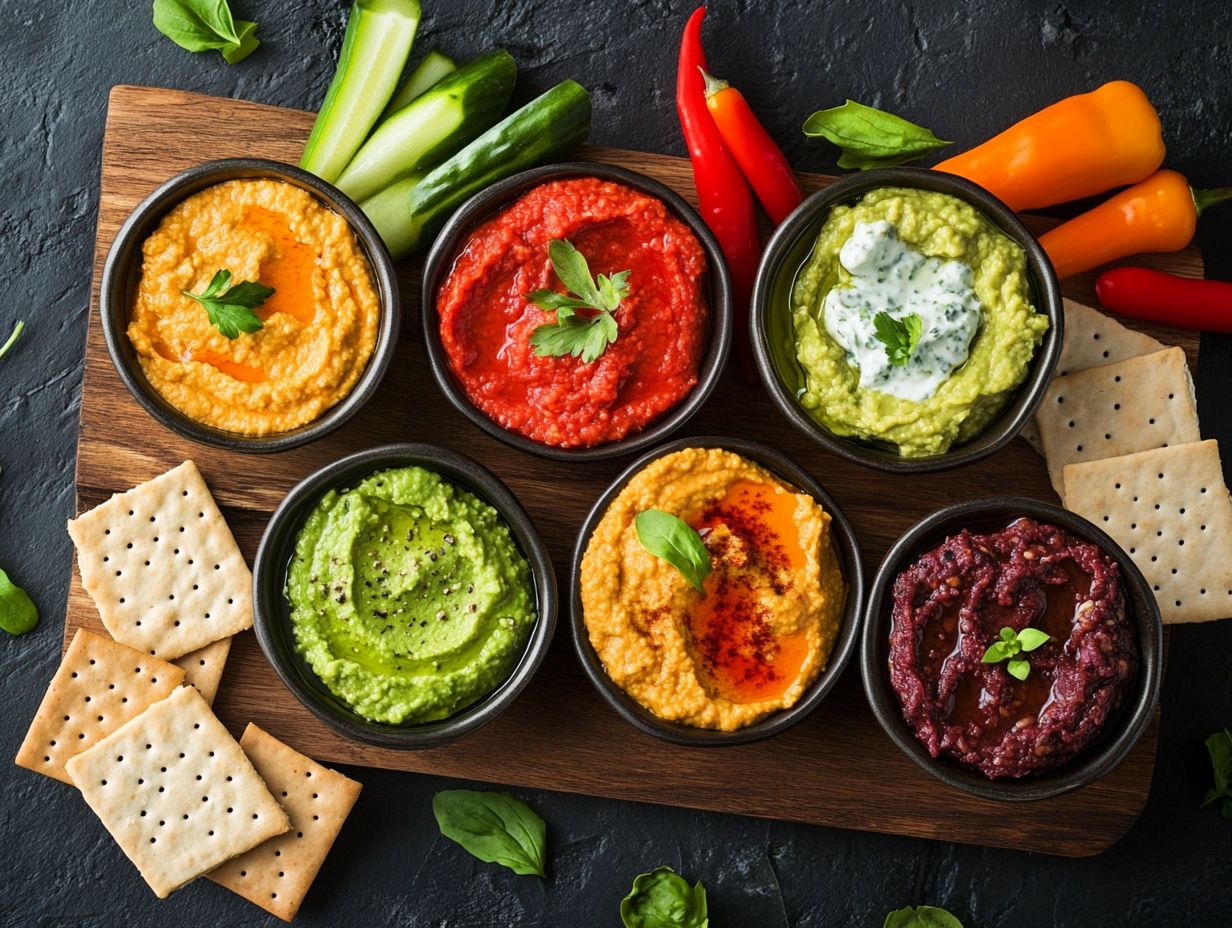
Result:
[67, 85, 1204, 857]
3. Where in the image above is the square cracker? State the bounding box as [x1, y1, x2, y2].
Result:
[174, 636, 232, 706]
[67, 460, 252, 661]
[1021, 300, 1166, 453]
[209, 725, 363, 922]
[1063, 440, 1232, 624]
[1036, 347, 1199, 496]
[65, 685, 290, 899]
[1055, 298, 1166, 377]
[15, 629, 185, 784]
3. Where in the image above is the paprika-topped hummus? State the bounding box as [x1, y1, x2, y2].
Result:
[791, 187, 1048, 457]
[888, 518, 1137, 778]
[580, 448, 846, 730]
[437, 177, 709, 448]
[286, 466, 537, 725]
[127, 178, 379, 435]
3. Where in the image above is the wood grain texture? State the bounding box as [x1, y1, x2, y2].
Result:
[67, 85, 1205, 857]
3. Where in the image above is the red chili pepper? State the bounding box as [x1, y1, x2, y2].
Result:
[1096, 267, 1232, 333]
[700, 69, 803, 225]
[677, 6, 760, 378]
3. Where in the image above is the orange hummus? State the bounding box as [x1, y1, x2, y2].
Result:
[580, 448, 846, 730]
[127, 178, 379, 435]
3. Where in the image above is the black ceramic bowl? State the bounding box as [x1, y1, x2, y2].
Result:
[861, 498, 1162, 801]
[750, 167, 1063, 474]
[421, 162, 732, 462]
[100, 158, 400, 453]
[571, 436, 865, 746]
[252, 443, 558, 749]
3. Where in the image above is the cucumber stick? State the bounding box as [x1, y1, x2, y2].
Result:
[336, 50, 516, 203]
[300, 0, 421, 184]
[364, 79, 592, 258]
[381, 47, 457, 120]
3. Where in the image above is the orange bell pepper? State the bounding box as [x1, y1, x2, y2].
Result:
[934, 81, 1164, 211]
[1039, 170, 1232, 279]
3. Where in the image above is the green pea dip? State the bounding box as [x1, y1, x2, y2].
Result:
[791, 187, 1048, 457]
[287, 466, 536, 725]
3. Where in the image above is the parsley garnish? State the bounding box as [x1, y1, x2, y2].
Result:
[981, 626, 1051, 680]
[873, 311, 923, 367]
[183, 269, 274, 340]
[527, 239, 629, 364]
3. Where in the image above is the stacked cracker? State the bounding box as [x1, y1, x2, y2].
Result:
[15, 461, 361, 921]
[1031, 302, 1232, 624]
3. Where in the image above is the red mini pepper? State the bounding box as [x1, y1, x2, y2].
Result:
[701, 70, 803, 225]
[677, 6, 760, 376]
[1096, 267, 1232, 333]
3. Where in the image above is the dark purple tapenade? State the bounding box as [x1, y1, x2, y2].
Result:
[888, 517, 1137, 779]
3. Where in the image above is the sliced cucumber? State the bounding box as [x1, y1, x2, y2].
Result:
[365, 80, 592, 258]
[300, 0, 421, 184]
[336, 50, 516, 203]
[381, 47, 458, 120]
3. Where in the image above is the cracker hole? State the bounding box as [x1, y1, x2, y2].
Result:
[199, 659, 206, 666]
[1067, 421, 1075, 428]
[1175, 600, 1182, 607]
[1114, 375, 1122, 383]
[1114, 403, 1121, 410]
[1153, 584, 1160, 592]
[140, 810, 147, 817]
[1076, 445, 1083, 452]
[296, 832, 303, 839]
[126, 542, 132, 549]
[209, 830, 215, 837]
[274, 850, 282, 857]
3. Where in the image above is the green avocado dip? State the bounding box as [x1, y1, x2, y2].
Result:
[286, 466, 536, 725]
[791, 187, 1048, 457]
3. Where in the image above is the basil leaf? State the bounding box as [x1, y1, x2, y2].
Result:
[0, 567, 39, 636]
[1017, 627, 1051, 652]
[884, 905, 965, 928]
[803, 100, 951, 171]
[222, 19, 260, 64]
[1006, 658, 1031, 681]
[432, 790, 547, 878]
[635, 509, 711, 594]
[980, 641, 1011, 664]
[620, 867, 709, 928]
[152, 0, 260, 63]
[1202, 730, 1232, 818]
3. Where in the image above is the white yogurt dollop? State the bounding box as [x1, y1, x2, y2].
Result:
[822, 220, 982, 402]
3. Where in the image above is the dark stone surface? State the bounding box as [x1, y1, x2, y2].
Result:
[2, 0, 1231, 925]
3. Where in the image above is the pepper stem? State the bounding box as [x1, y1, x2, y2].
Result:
[1193, 187, 1232, 216]
[698, 67, 729, 99]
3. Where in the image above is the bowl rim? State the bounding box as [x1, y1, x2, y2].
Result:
[251, 442, 559, 749]
[99, 156, 401, 454]
[420, 161, 733, 462]
[859, 496, 1163, 801]
[750, 165, 1064, 474]
[569, 434, 866, 746]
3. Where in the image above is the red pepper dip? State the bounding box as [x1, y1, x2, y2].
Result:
[436, 177, 709, 448]
[888, 518, 1137, 778]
